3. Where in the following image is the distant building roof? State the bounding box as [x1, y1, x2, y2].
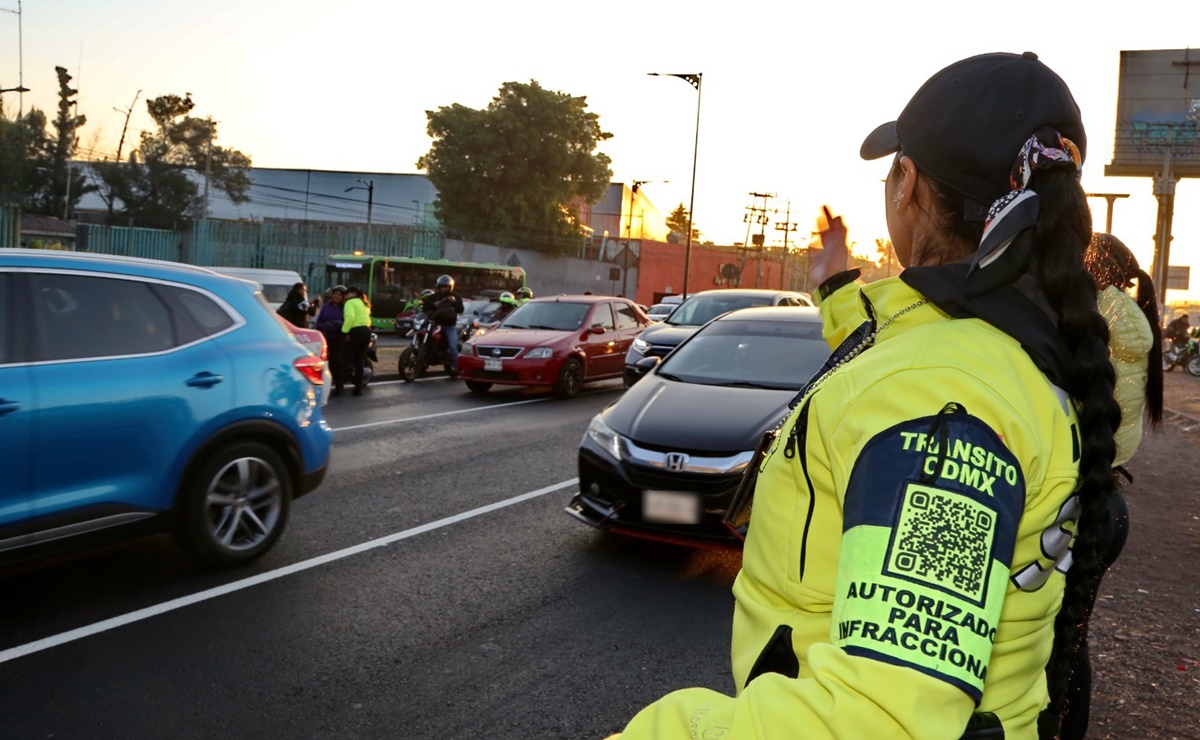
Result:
[21, 214, 76, 235]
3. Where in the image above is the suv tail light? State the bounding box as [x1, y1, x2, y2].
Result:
[294, 356, 327, 385]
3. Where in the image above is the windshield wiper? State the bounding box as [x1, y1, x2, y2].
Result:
[710, 380, 775, 389]
[657, 371, 684, 382]
[526, 324, 560, 330]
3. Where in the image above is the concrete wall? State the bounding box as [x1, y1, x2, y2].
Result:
[444, 239, 640, 300]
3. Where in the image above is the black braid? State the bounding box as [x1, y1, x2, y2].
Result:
[920, 165, 1123, 736]
[1133, 267, 1164, 428]
[1030, 170, 1120, 739]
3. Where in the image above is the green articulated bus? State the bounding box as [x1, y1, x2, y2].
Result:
[325, 254, 527, 331]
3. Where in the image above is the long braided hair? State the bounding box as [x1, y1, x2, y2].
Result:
[1026, 169, 1121, 738]
[914, 159, 1120, 738]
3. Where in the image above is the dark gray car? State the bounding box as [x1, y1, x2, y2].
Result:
[623, 288, 813, 386]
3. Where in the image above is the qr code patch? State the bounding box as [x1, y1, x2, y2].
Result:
[884, 483, 995, 604]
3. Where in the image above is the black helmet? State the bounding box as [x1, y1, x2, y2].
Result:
[436, 274, 454, 290]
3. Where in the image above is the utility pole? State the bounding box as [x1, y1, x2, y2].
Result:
[202, 117, 213, 219]
[743, 192, 774, 288]
[1, 2, 23, 118]
[1150, 132, 1177, 309]
[623, 180, 649, 299]
[1084, 192, 1129, 235]
[774, 199, 798, 290]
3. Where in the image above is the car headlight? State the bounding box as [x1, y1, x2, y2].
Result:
[524, 347, 554, 359]
[586, 416, 624, 461]
[631, 337, 650, 355]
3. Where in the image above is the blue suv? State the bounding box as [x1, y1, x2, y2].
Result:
[0, 249, 333, 566]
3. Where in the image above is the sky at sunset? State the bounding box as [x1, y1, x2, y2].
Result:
[4, 0, 1200, 300]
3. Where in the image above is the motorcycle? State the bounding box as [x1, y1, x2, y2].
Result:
[1163, 329, 1200, 377]
[399, 313, 470, 382]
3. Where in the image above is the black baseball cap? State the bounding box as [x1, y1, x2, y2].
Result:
[860, 51, 1086, 208]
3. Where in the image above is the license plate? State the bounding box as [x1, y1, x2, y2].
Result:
[484, 358, 503, 371]
[643, 490, 700, 524]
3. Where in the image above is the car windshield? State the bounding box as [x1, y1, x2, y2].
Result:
[667, 294, 774, 327]
[648, 304, 674, 317]
[658, 318, 829, 390]
[462, 299, 491, 317]
[502, 301, 591, 331]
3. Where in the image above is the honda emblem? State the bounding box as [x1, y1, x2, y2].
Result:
[664, 452, 689, 472]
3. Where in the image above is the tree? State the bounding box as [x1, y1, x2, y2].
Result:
[0, 107, 48, 205]
[418, 80, 612, 255]
[93, 93, 251, 227]
[26, 66, 94, 218]
[665, 203, 701, 242]
[0, 66, 93, 217]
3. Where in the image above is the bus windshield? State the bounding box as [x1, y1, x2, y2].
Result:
[326, 255, 526, 330]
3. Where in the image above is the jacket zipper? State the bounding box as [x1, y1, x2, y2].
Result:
[781, 296, 927, 582]
[790, 400, 817, 580]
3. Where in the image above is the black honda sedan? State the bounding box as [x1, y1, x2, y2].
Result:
[569, 306, 830, 546]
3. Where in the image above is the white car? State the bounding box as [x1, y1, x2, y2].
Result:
[646, 303, 675, 322]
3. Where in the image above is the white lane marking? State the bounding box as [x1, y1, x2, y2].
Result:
[331, 397, 550, 432]
[371, 376, 446, 386]
[0, 478, 580, 665]
[329, 385, 622, 432]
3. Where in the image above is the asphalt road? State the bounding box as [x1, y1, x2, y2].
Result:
[0, 375, 738, 740]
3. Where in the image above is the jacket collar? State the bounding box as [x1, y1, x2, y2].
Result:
[899, 263, 1069, 388]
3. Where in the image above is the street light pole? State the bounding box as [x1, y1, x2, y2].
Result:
[1, 1, 24, 117]
[345, 178, 375, 238]
[649, 72, 702, 297]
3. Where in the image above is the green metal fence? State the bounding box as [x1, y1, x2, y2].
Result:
[76, 223, 184, 261]
[189, 220, 443, 292]
[9, 214, 444, 295]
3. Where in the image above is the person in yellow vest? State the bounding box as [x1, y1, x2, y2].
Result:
[341, 285, 372, 396]
[613, 52, 1121, 740]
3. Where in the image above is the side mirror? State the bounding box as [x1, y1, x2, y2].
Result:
[589, 324, 606, 335]
[633, 355, 661, 377]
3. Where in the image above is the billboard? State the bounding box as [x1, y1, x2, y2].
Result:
[1106, 49, 1200, 178]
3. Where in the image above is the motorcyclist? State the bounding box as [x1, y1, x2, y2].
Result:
[402, 289, 428, 315]
[515, 286, 534, 306]
[421, 275, 464, 377]
[1164, 313, 1190, 345]
[493, 291, 519, 323]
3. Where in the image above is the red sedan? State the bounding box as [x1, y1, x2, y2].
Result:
[458, 295, 650, 398]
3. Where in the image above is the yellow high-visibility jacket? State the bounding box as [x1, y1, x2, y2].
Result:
[619, 276, 1081, 740]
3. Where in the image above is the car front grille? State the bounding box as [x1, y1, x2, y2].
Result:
[475, 346, 523, 359]
[626, 466, 743, 495]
